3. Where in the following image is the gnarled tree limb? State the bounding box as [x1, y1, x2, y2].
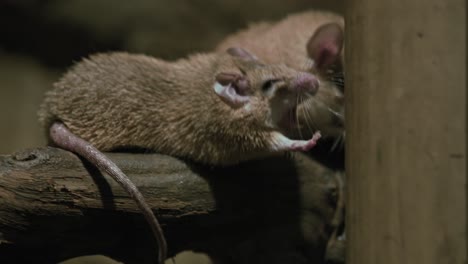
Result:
[0, 147, 344, 264]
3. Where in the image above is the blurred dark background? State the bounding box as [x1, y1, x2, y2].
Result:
[0, 0, 343, 263]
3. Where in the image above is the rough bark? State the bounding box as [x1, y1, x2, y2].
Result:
[0, 147, 344, 264]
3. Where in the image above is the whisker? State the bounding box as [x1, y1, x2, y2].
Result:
[330, 133, 342, 152]
[340, 132, 346, 148]
[304, 92, 344, 119]
[327, 107, 344, 118]
[300, 96, 318, 137]
[295, 94, 305, 140]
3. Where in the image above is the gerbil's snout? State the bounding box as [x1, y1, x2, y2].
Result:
[290, 72, 320, 95]
[268, 72, 321, 131]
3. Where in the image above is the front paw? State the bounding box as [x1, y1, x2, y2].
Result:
[290, 131, 321, 152]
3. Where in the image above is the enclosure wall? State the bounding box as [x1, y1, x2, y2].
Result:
[345, 1, 467, 263]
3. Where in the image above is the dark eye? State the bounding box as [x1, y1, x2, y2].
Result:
[326, 66, 345, 91]
[331, 72, 345, 91]
[262, 79, 280, 92]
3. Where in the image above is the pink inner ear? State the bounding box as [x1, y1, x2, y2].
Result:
[306, 23, 344, 69]
[214, 72, 250, 108]
[215, 72, 250, 95]
[214, 82, 250, 108]
[216, 72, 239, 86]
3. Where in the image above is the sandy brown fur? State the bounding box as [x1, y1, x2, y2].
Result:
[216, 11, 347, 250]
[38, 51, 313, 165]
[216, 10, 345, 139]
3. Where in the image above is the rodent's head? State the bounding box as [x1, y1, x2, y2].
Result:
[295, 22, 345, 140]
[213, 47, 320, 133]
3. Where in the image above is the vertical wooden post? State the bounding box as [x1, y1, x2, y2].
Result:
[345, 1, 467, 264]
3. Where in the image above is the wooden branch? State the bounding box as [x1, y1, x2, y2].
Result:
[0, 147, 344, 264]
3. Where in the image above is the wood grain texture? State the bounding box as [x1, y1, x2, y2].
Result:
[345, 1, 466, 264]
[0, 147, 344, 264]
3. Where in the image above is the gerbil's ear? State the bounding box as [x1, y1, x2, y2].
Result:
[306, 23, 343, 69]
[226, 47, 258, 61]
[214, 72, 250, 107]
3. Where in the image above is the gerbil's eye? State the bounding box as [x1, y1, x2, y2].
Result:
[261, 79, 281, 92]
[326, 66, 345, 91]
[330, 72, 344, 91]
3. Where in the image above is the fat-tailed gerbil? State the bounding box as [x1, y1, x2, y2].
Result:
[216, 11, 347, 251]
[38, 47, 322, 263]
[216, 10, 345, 142]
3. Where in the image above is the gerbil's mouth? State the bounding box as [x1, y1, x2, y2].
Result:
[278, 106, 298, 130]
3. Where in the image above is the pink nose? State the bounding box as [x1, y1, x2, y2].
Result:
[292, 73, 320, 95]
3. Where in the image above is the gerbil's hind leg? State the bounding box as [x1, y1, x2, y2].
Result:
[269, 131, 321, 152]
[49, 122, 167, 264]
